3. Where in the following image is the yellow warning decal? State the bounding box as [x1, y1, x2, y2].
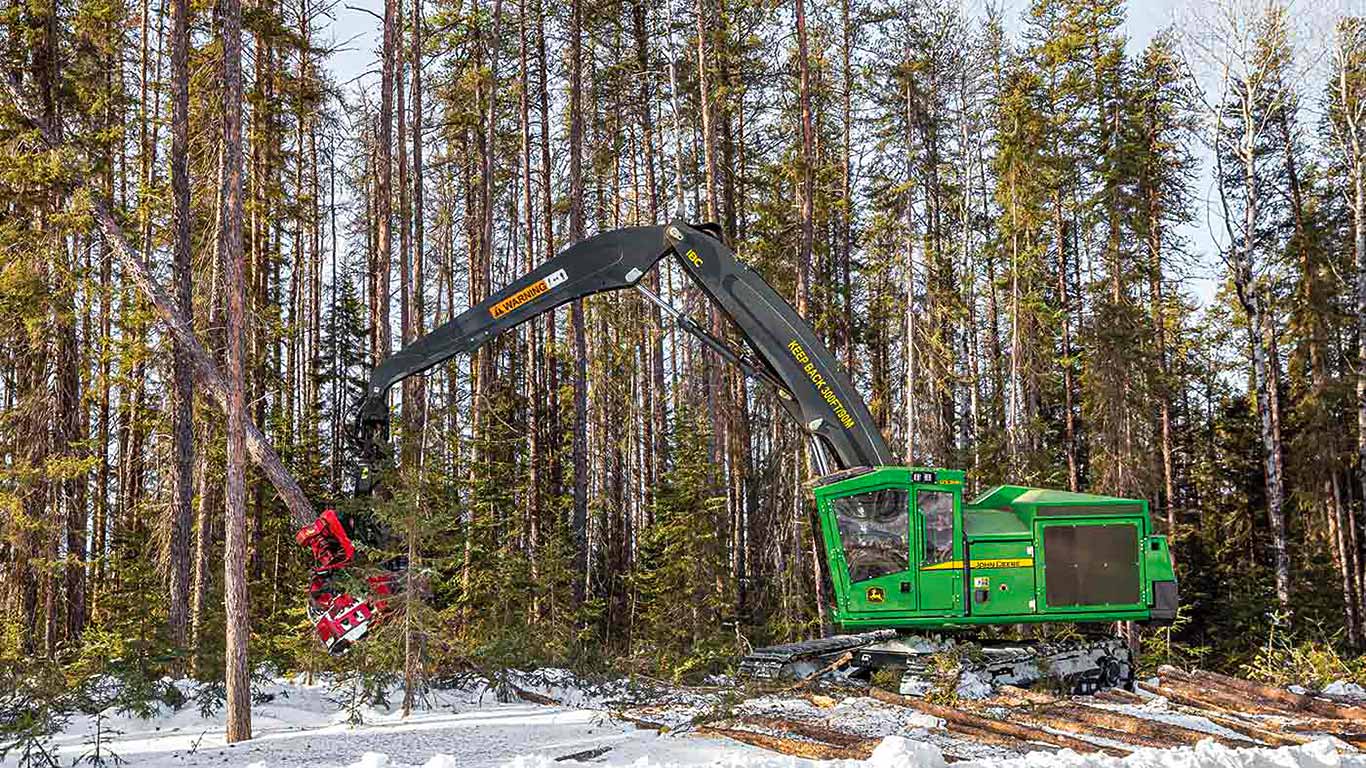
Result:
[921, 558, 1034, 572]
[786, 340, 856, 428]
[490, 268, 568, 318]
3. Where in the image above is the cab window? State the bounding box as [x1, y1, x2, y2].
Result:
[919, 489, 955, 566]
[833, 489, 909, 583]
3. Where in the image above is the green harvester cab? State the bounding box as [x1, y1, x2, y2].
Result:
[813, 467, 1179, 631]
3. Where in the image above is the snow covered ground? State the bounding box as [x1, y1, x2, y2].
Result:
[7, 674, 1366, 768]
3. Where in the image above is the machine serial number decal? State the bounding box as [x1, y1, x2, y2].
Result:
[786, 340, 856, 428]
[921, 558, 1034, 571]
[490, 269, 567, 318]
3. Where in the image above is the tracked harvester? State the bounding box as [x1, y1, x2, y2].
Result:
[295, 221, 1178, 693]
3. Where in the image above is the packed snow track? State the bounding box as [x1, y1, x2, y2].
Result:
[7, 672, 1366, 768]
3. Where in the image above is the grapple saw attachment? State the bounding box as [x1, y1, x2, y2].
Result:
[296, 509, 402, 655]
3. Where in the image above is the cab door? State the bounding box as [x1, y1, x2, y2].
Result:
[913, 483, 963, 614]
[828, 487, 915, 613]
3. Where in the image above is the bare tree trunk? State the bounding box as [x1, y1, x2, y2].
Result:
[793, 0, 828, 635]
[377, 0, 395, 363]
[1054, 193, 1078, 492]
[631, 0, 667, 518]
[166, 0, 194, 656]
[401, 0, 428, 714]
[568, 0, 589, 610]
[518, 0, 543, 616]
[1352, 123, 1366, 636]
[1234, 126, 1289, 608]
[1258, 304, 1290, 607]
[222, 0, 252, 736]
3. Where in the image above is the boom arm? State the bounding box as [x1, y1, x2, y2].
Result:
[351, 220, 891, 494]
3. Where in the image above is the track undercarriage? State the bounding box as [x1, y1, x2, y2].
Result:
[739, 632, 1133, 696]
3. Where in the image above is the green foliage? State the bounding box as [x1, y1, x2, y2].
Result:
[1241, 615, 1366, 689]
[0, 659, 69, 768]
[629, 407, 738, 682]
[1139, 605, 1208, 675]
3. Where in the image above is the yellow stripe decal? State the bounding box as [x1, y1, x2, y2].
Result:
[490, 269, 568, 318]
[921, 558, 1034, 571]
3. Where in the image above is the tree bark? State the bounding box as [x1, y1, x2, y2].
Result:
[377, 0, 395, 363]
[401, 0, 428, 715]
[1237, 129, 1290, 609]
[166, 0, 195, 655]
[568, 0, 589, 609]
[222, 0, 252, 736]
[793, 0, 829, 635]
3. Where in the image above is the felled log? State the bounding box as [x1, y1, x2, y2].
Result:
[1014, 710, 1171, 750]
[946, 722, 1059, 753]
[696, 726, 875, 760]
[1180, 668, 1366, 722]
[735, 716, 874, 749]
[867, 686, 1129, 756]
[1039, 703, 1255, 748]
[1138, 680, 1279, 717]
[1132, 689, 1312, 748]
[1093, 689, 1147, 704]
[1155, 674, 1293, 716]
[993, 686, 1056, 707]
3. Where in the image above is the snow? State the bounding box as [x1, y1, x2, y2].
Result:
[8, 673, 1366, 768]
[1323, 682, 1366, 699]
[956, 671, 994, 700]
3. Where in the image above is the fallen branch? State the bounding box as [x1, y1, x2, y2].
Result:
[867, 687, 1129, 756]
[554, 746, 612, 762]
[2, 76, 315, 527]
[781, 652, 853, 691]
[506, 683, 561, 706]
[610, 710, 670, 731]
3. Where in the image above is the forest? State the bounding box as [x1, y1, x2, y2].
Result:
[6, 0, 1366, 743]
